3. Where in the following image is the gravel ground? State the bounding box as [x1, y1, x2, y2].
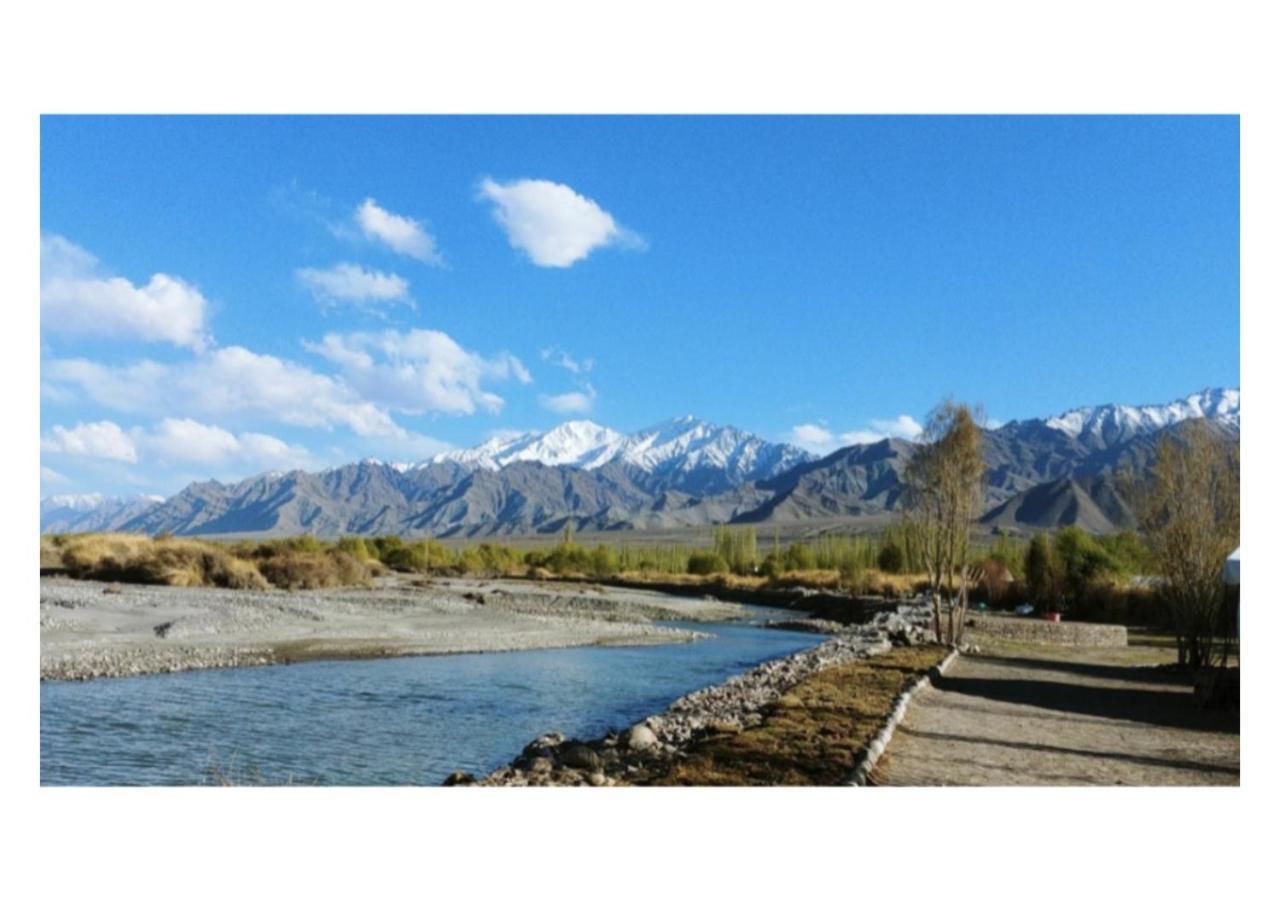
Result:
[40, 575, 747, 682]
[872, 647, 1240, 786]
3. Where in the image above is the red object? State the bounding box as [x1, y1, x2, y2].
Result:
[1044, 612, 1062, 623]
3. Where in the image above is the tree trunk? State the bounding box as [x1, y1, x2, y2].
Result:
[955, 576, 969, 645]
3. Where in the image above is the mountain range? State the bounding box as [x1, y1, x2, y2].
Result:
[41, 388, 1240, 538]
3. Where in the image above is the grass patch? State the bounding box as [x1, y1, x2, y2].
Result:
[644, 644, 949, 786]
[45, 533, 374, 591]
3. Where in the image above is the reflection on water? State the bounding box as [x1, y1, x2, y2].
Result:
[41, 620, 822, 785]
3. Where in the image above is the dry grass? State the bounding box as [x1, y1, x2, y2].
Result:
[44, 532, 372, 591]
[255, 549, 370, 590]
[645, 644, 950, 786]
[55, 533, 270, 589]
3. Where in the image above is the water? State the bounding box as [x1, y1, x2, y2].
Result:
[40, 616, 823, 785]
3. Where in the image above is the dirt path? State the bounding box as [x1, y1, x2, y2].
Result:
[873, 648, 1239, 786]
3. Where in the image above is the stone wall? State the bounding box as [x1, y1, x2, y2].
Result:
[967, 615, 1128, 647]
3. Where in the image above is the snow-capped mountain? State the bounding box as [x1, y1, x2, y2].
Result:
[429, 416, 813, 492]
[430, 420, 628, 471]
[55, 389, 1239, 539]
[41, 493, 165, 534]
[1042, 387, 1239, 446]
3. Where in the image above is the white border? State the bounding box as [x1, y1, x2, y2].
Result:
[3, 2, 1274, 897]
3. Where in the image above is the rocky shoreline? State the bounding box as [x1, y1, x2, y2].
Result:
[458, 599, 937, 786]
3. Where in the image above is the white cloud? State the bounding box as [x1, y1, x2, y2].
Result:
[41, 466, 70, 485]
[137, 418, 315, 470]
[44, 347, 404, 438]
[305, 329, 531, 416]
[356, 198, 443, 265]
[787, 423, 837, 454]
[540, 384, 597, 415]
[296, 263, 411, 307]
[869, 415, 923, 440]
[41, 234, 211, 351]
[478, 178, 641, 268]
[540, 347, 594, 374]
[42, 420, 138, 462]
[787, 413, 925, 454]
[41, 416, 315, 473]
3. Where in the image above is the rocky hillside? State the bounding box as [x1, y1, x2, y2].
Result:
[43, 389, 1239, 537]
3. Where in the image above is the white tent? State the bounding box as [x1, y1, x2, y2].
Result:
[1224, 547, 1240, 586]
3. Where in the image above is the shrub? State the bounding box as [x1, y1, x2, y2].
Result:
[380, 540, 456, 573]
[544, 543, 593, 575]
[256, 549, 368, 590]
[369, 535, 407, 564]
[57, 533, 271, 589]
[590, 544, 619, 577]
[687, 551, 730, 576]
[337, 536, 371, 560]
[40, 536, 64, 569]
[758, 552, 784, 579]
[459, 543, 522, 577]
[713, 526, 758, 575]
[876, 541, 905, 574]
[783, 542, 817, 572]
[1024, 533, 1057, 611]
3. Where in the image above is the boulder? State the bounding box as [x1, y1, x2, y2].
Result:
[623, 724, 659, 752]
[442, 770, 475, 786]
[558, 741, 602, 770]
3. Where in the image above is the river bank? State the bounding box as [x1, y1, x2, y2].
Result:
[40, 575, 749, 682]
[470, 598, 939, 786]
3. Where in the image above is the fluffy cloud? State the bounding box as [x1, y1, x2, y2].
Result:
[540, 384, 597, 415]
[296, 263, 411, 307]
[356, 198, 443, 265]
[869, 415, 924, 440]
[478, 178, 641, 268]
[41, 417, 315, 471]
[540, 347, 594, 374]
[41, 420, 138, 462]
[306, 329, 532, 416]
[786, 414, 925, 454]
[40, 234, 211, 350]
[138, 418, 315, 470]
[44, 347, 404, 438]
[786, 423, 837, 454]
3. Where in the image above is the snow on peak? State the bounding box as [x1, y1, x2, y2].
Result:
[41, 493, 106, 511]
[428, 421, 627, 470]
[1045, 387, 1239, 440]
[424, 416, 812, 483]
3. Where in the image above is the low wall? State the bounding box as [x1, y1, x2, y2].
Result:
[967, 615, 1127, 647]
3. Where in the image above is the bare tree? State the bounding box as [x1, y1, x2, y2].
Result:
[900, 400, 986, 644]
[1133, 420, 1239, 668]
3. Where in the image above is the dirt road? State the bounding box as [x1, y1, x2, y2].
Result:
[873, 646, 1239, 786]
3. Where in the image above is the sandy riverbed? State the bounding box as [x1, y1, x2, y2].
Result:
[40, 575, 748, 682]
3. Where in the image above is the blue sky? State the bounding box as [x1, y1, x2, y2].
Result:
[39, 115, 1239, 497]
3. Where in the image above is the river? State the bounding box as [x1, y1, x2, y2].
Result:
[40, 612, 823, 785]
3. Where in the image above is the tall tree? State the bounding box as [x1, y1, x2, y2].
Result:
[1133, 420, 1239, 668]
[900, 400, 986, 643]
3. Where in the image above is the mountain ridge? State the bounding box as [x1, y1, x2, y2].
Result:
[42, 388, 1240, 537]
